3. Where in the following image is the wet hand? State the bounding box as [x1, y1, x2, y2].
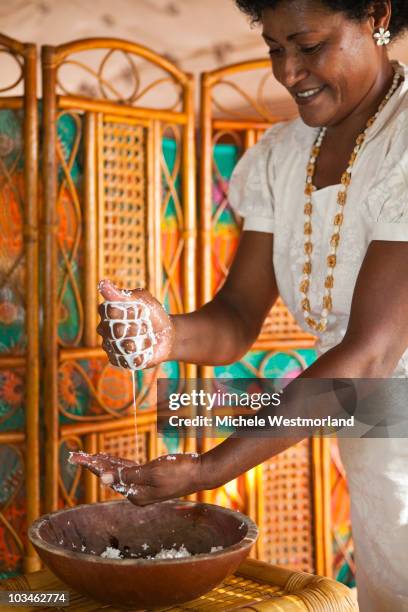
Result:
[69, 451, 205, 505]
[97, 279, 175, 370]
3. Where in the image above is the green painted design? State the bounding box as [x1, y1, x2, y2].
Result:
[55, 113, 83, 345]
[213, 143, 239, 225]
[162, 138, 181, 220]
[0, 109, 23, 168]
[57, 112, 82, 185]
[214, 349, 317, 379]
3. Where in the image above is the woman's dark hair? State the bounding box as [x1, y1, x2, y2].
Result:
[235, 1, 408, 37]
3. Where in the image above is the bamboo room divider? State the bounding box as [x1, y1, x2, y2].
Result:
[199, 59, 332, 576]
[0, 35, 39, 573]
[41, 38, 196, 514]
[0, 36, 352, 582]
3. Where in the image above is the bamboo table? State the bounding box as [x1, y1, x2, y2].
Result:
[0, 559, 358, 611]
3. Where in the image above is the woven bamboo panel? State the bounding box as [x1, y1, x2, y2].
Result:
[100, 119, 146, 288]
[98, 425, 153, 502]
[164, 575, 286, 610]
[259, 299, 310, 341]
[260, 441, 314, 573]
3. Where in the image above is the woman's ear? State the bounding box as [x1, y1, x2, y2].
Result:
[368, 0, 392, 32]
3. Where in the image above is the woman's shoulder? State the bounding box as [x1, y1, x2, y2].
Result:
[384, 62, 408, 140]
[260, 117, 316, 153]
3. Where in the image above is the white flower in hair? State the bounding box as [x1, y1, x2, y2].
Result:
[374, 27, 391, 46]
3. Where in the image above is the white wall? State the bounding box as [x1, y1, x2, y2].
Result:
[1, 0, 407, 114]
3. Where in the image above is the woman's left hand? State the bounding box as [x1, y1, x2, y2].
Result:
[69, 451, 207, 505]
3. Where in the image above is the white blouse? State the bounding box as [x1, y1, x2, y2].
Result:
[229, 61, 408, 376]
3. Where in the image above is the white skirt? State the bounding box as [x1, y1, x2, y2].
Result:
[339, 438, 408, 611]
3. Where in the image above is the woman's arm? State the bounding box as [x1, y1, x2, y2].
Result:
[75, 239, 408, 503]
[200, 239, 408, 487]
[77, 241, 408, 505]
[169, 230, 278, 365]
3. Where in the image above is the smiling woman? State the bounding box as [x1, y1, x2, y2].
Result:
[71, 2, 408, 611]
[237, 0, 407, 132]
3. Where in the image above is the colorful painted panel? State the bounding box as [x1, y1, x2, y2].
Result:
[0, 368, 25, 432]
[58, 358, 181, 423]
[211, 141, 241, 292]
[161, 129, 183, 314]
[58, 437, 86, 509]
[0, 442, 26, 578]
[0, 110, 26, 355]
[213, 350, 316, 380]
[331, 440, 355, 586]
[0, 105, 29, 579]
[56, 111, 84, 347]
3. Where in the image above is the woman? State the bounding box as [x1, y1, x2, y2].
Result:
[71, 1, 408, 609]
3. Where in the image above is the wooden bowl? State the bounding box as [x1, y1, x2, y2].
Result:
[29, 500, 258, 609]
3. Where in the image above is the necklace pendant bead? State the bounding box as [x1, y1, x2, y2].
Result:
[327, 254, 337, 268]
[306, 317, 318, 330]
[300, 279, 310, 293]
[330, 234, 340, 248]
[337, 192, 346, 206]
[323, 296, 332, 311]
[301, 298, 310, 312]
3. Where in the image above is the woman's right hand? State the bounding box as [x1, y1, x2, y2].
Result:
[97, 279, 175, 370]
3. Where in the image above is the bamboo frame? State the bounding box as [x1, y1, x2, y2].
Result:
[83, 113, 98, 348]
[0, 34, 40, 573]
[60, 96, 188, 124]
[182, 74, 197, 381]
[199, 59, 332, 576]
[150, 119, 163, 298]
[41, 38, 197, 513]
[42, 44, 60, 515]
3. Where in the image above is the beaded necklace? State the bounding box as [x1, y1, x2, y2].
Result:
[300, 69, 401, 333]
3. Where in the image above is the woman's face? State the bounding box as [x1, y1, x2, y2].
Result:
[262, 0, 385, 127]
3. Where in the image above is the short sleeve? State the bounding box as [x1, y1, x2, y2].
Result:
[228, 125, 284, 233]
[367, 146, 408, 242]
